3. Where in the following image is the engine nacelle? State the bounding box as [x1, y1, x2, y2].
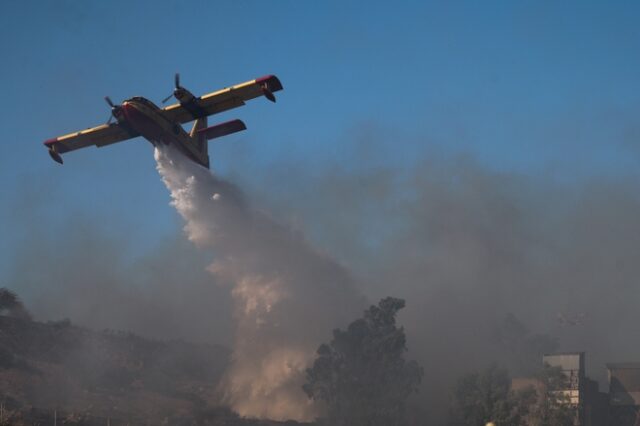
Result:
[174, 86, 197, 104]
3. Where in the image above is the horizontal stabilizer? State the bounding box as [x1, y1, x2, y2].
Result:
[197, 119, 247, 140]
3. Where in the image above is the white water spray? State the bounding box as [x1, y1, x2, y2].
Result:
[154, 146, 363, 421]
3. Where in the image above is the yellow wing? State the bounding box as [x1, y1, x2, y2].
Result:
[162, 75, 283, 124]
[44, 123, 136, 154]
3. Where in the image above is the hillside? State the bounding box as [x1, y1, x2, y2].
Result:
[0, 314, 305, 425]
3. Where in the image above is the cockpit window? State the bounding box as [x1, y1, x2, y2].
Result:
[126, 97, 160, 109]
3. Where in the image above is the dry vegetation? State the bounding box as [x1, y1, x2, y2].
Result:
[0, 305, 307, 425]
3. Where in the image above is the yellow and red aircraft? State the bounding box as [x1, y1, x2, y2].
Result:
[44, 74, 283, 168]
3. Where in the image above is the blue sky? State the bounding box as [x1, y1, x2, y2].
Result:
[1, 1, 639, 274]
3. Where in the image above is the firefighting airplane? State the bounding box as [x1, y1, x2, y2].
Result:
[44, 74, 283, 168]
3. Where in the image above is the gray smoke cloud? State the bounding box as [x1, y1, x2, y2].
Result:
[5, 177, 234, 345]
[231, 150, 640, 421]
[154, 145, 364, 421]
[6, 131, 640, 424]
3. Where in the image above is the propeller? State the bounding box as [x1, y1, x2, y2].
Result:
[104, 96, 122, 124]
[162, 73, 186, 104]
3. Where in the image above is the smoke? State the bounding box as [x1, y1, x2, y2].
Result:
[232, 149, 640, 422]
[5, 176, 234, 345]
[7, 127, 640, 424]
[154, 146, 364, 421]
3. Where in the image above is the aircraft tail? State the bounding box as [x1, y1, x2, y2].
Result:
[190, 117, 209, 161]
[197, 119, 247, 141]
[189, 119, 247, 169]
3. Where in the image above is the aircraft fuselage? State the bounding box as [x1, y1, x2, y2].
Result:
[119, 97, 206, 166]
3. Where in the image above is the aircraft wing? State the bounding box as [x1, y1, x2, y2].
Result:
[162, 75, 283, 124]
[44, 123, 137, 156]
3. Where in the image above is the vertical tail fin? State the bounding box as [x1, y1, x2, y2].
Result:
[190, 117, 209, 156]
[187, 118, 247, 169]
[189, 117, 209, 167]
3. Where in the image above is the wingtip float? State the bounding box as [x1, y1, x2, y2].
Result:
[46, 143, 63, 164]
[43, 74, 283, 169]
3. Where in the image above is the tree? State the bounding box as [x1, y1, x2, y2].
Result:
[303, 297, 423, 426]
[0, 288, 30, 321]
[528, 365, 575, 426]
[448, 365, 536, 426]
[449, 364, 576, 426]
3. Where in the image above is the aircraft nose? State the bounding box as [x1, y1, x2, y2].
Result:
[121, 101, 136, 119]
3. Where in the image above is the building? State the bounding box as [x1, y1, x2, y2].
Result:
[607, 363, 640, 425]
[509, 352, 640, 425]
[543, 352, 584, 424]
[520, 352, 608, 426]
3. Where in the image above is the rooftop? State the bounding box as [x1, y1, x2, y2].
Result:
[606, 363, 640, 370]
